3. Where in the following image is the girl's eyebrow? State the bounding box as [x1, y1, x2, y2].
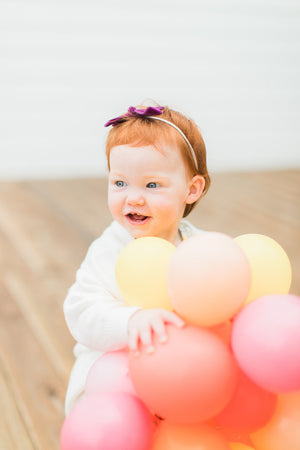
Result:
[143, 173, 170, 181]
[109, 171, 170, 181]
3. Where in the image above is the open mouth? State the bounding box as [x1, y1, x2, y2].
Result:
[126, 213, 150, 224]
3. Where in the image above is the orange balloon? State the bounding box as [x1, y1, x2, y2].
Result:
[129, 324, 237, 424]
[251, 391, 300, 450]
[152, 422, 230, 450]
[208, 421, 253, 446]
[229, 443, 255, 450]
[215, 426, 253, 447]
[167, 233, 251, 326]
[215, 369, 277, 433]
[219, 427, 253, 446]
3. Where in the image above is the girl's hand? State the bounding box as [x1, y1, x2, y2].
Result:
[127, 308, 185, 356]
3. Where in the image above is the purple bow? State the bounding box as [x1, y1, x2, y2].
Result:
[104, 106, 164, 127]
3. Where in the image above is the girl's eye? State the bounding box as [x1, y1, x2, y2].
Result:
[147, 182, 159, 189]
[115, 180, 126, 187]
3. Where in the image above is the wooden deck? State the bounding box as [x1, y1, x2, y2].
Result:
[0, 170, 299, 449]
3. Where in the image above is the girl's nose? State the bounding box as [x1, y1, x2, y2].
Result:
[126, 189, 145, 206]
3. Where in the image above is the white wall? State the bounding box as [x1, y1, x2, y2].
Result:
[1, 0, 299, 179]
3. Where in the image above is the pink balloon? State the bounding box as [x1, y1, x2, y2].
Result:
[129, 324, 237, 424]
[60, 392, 154, 450]
[85, 350, 137, 396]
[232, 294, 300, 393]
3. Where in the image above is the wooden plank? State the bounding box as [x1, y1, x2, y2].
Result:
[0, 282, 66, 450]
[27, 178, 111, 239]
[3, 270, 74, 381]
[0, 210, 75, 382]
[0, 361, 34, 450]
[0, 182, 90, 275]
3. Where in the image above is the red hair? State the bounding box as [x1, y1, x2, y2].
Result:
[105, 106, 210, 217]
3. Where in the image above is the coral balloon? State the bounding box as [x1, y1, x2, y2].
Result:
[229, 444, 255, 450]
[251, 392, 300, 450]
[167, 232, 251, 326]
[115, 237, 175, 310]
[85, 350, 136, 396]
[152, 422, 230, 450]
[209, 321, 232, 346]
[235, 233, 292, 304]
[215, 369, 277, 432]
[232, 294, 300, 392]
[129, 324, 237, 423]
[60, 392, 154, 450]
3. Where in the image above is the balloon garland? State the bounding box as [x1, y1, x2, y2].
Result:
[61, 232, 299, 450]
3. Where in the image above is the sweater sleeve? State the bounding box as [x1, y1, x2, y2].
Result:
[63, 222, 140, 352]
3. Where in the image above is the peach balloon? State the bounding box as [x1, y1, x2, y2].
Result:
[115, 237, 175, 310]
[129, 324, 237, 424]
[251, 392, 300, 450]
[235, 233, 292, 304]
[167, 232, 251, 326]
[152, 422, 230, 450]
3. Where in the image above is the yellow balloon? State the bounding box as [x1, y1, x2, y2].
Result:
[229, 443, 255, 450]
[115, 237, 175, 310]
[235, 234, 292, 304]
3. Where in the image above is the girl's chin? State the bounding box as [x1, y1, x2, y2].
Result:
[129, 229, 150, 239]
[126, 225, 154, 240]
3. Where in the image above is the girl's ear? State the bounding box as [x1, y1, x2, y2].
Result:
[186, 175, 206, 204]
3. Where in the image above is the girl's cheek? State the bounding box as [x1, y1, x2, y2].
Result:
[108, 193, 121, 215]
[151, 197, 174, 212]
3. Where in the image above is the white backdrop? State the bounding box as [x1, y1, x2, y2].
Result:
[1, 0, 299, 179]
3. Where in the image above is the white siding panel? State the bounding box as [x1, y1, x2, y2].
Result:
[0, 0, 299, 179]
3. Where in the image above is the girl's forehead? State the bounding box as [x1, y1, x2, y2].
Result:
[111, 137, 182, 155]
[109, 144, 188, 178]
[110, 143, 182, 163]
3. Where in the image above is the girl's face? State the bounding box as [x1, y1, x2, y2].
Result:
[108, 143, 204, 245]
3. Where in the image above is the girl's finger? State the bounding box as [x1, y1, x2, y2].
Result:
[151, 317, 168, 343]
[162, 310, 185, 328]
[139, 324, 154, 353]
[128, 327, 139, 353]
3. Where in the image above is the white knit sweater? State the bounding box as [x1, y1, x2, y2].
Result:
[64, 219, 202, 415]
